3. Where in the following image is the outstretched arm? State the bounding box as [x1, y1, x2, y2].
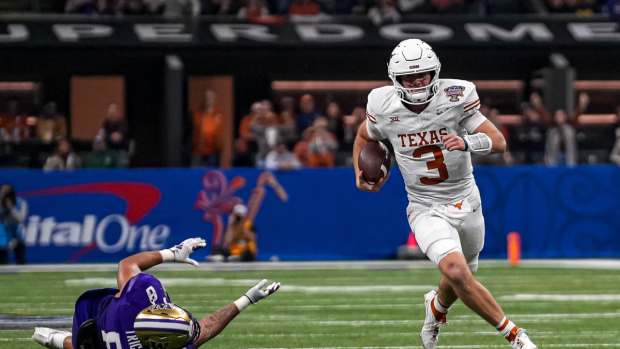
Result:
[194, 279, 281, 347]
[116, 237, 207, 294]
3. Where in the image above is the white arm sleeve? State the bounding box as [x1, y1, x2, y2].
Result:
[462, 111, 488, 133]
[458, 83, 487, 133]
[365, 91, 386, 140]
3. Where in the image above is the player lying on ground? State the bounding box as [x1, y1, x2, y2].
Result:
[353, 39, 537, 349]
[32, 237, 280, 349]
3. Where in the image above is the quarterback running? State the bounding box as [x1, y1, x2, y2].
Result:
[32, 237, 280, 349]
[353, 39, 537, 349]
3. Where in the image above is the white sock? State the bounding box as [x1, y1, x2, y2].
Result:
[50, 331, 68, 349]
[433, 295, 449, 314]
[496, 317, 519, 342]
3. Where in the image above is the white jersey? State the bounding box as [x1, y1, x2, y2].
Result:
[366, 79, 487, 206]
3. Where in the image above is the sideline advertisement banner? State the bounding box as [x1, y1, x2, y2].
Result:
[0, 166, 618, 263]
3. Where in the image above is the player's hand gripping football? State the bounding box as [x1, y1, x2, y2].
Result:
[244, 279, 281, 304]
[355, 168, 389, 192]
[442, 133, 466, 151]
[162, 237, 207, 266]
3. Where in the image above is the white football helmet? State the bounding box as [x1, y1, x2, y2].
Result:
[388, 39, 441, 105]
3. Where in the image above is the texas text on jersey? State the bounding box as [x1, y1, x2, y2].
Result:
[365, 78, 486, 206]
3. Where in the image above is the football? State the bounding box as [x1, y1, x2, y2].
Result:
[358, 141, 392, 184]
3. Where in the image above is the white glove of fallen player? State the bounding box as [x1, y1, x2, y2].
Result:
[234, 279, 281, 311]
[245, 279, 281, 303]
[160, 237, 207, 266]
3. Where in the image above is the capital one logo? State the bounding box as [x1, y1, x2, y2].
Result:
[21, 182, 170, 260]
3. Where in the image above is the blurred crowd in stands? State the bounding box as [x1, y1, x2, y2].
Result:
[192, 88, 620, 170]
[2, 84, 620, 170]
[2, 84, 620, 169]
[0, 99, 130, 169]
[1, 0, 617, 17]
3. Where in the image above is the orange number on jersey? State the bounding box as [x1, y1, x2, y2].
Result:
[413, 145, 449, 185]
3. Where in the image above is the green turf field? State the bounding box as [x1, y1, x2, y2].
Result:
[1, 263, 620, 348]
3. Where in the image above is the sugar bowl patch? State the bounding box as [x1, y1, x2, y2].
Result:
[444, 85, 465, 102]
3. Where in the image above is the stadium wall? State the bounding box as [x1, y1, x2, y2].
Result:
[1, 166, 618, 263]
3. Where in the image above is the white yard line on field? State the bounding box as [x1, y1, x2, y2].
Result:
[234, 330, 620, 339]
[64, 278, 435, 293]
[248, 344, 620, 349]
[0, 338, 33, 341]
[65, 277, 259, 287]
[501, 294, 620, 301]
[4, 259, 620, 273]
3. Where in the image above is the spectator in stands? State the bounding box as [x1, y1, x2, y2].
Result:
[36, 102, 67, 144]
[98, 102, 130, 151]
[288, 0, 329, 21]
[277, 97, 298, 146]
[341, 106, 365, 152]
[233, 138, 255, 167]
[545, 109, 578, 166]
[0, 184, 27, 264]
[237, 0, 271, 20]
[224, 204, 257, 261]
[83, 137, 128, 168]
[368, 0, 401, 25]
[0, 99, 30, 143]
[609, 108, 620, 165]
[288, 0, 321, 14]
[473, 106, 513, 165]
[43, 139, 81, 171]
[529, 91, 552, 123]
[325, 101, 344, 141]
[517, 102, 547, 164]
[164, 0, 202, 16]
[265, 142, 302, 170]
[192, 90, 222, 167]
[251, 102, 280, 165]
[239, 101, 261, 144]
[304, 117, 338, 167]
[296, 94, 321, 133]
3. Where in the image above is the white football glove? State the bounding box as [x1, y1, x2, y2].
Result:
[245, 279, 281, 303]
[234, 279, 281, 311]
[160, 237, 207, 266]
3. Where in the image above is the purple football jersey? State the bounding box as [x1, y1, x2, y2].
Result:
[72, 273, 197, 349]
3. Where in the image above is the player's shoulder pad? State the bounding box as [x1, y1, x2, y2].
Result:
[367, 85, 396, 121]
[436, 79, 477, 106]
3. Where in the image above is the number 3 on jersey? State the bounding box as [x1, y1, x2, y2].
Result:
[413, 145, 449, 185]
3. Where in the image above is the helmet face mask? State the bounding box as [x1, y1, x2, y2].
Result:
[134, 304, 200, 349]
[387, 39, 441, 105]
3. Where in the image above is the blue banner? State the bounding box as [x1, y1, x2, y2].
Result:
[0, 166, 618, 263]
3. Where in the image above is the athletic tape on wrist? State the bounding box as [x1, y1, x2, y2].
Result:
[159, 249, 175, 262]
[463, 133, 492, 155]
[234, 295, 251, 311]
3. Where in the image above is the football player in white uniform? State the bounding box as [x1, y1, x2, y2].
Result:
[353, 39, 538, 349]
